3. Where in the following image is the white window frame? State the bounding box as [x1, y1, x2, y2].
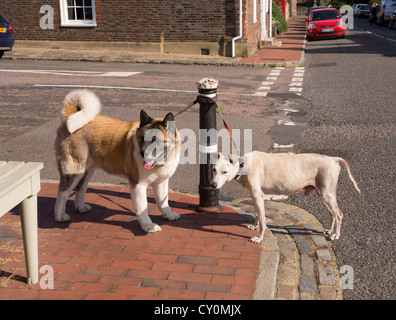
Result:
[253, 0, 257, 23]
[59, 0, 97, 27]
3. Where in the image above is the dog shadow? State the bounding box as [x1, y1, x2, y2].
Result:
[7, 187, 252, 240]
[2, 187, 324, 285]
[7, 187, 325, 240]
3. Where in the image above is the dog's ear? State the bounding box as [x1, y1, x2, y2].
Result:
[218, 152, 223, 160]
[140, 110, 153, 127]
[162, 112, 174, 127]
[229, 154, 239, 165]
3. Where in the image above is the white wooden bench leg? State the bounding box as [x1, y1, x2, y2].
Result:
[19, 194, 39, 285]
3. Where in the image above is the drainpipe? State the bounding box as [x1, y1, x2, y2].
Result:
[260, 0, 266, 41]
[231, 0, 243, 58]
[269, 0, 273, 38]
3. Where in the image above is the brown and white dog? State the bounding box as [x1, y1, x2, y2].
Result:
[211, 152, 361, 242]
[54, 90, 181, 233]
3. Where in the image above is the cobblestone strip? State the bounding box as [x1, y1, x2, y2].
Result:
[225, 198, 343, 300]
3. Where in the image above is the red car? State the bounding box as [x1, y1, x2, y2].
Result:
[306, 8, 345, 41]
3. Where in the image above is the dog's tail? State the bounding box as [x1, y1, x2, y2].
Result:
[334, 157, 361, 193]
[62, 90, 101, 134]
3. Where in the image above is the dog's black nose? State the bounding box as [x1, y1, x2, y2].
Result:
[211, 182, 217, 188]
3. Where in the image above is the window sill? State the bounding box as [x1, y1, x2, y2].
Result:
[60, 22, 97, 27]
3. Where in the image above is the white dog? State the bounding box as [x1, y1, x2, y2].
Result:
[211, 152, 361, 243]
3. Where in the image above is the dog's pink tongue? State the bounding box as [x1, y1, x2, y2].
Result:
[143, 160, 154, 170]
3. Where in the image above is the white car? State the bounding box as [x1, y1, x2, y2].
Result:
[353, 3, 367, 16]
[376, 0, 396, 25]
[356, 5, 371, 18]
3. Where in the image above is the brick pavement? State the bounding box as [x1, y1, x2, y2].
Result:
[0, 183, 263, 300]
[0, 182, 342, 300]
[240, 15, 306, 66]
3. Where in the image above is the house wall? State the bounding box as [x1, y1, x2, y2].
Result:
[243, 0, 261, 56]
[0, 0, 264, 57]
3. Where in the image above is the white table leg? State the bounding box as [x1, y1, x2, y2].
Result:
[19, 194, 39, 285]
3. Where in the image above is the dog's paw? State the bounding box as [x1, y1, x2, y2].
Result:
[143, 223, 162, 233]
[163, 211, 181, 221]
[329, 233, 340, 240]
[249, 236, 263, 243]
[55, 212, 71, 222]
[76, 203, 92, 214]
[247, 224, 257, 230]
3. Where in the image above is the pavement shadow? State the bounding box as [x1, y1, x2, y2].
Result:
[7, 187, 251, 240]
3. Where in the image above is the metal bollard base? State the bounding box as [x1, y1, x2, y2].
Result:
[197, 205, 223, 213]
[197, 186, 222, 213]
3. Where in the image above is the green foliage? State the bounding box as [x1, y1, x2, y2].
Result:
[272, 1, 288, 35]
[328, 0, 348, 10]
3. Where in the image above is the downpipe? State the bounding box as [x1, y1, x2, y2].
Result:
[232, 0, 243, 58]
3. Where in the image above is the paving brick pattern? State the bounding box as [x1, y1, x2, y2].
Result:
[230, 199, 343, 300]
[1, 182, 343, 300]
[0, 183, 262, 300]
[239, 16, 306, 66]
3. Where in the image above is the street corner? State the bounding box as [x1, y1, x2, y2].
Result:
[228, 198, 343, 300]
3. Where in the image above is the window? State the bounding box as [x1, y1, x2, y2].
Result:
[60, 0, 96, 27]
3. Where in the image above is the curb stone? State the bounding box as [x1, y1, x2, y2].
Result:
[224, 198, 343, 300]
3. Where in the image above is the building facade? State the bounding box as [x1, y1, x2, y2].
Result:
[0, 0, 276, 57]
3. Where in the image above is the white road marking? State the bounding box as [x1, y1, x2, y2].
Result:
[289, 82, 303, 86]
[289, 87, 303, 92]
[0, 69, 142, 77]
[273, 143, 294, 148]
[277, 120, 296, 126]
[289, 67, 305, 95]
[264, 194, 289, 200]
[253, 91, 268, 96]
[97, 72, 142, 77]
[33, 84, 256, 97]
[34, 84, 197, 93]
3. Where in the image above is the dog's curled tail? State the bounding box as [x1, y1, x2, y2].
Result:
[334, 157, 361, 194]
[62, 89, 101, 134]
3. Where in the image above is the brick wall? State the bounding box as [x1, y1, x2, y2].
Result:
[0, 0, 237, 42]
[0, 0, 261, 56]
[243, 0, 261, 56]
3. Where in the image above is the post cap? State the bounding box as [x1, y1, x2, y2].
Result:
[196, 78, 219, 90]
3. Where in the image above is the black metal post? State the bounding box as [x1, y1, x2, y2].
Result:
[197, 78, 222, 213]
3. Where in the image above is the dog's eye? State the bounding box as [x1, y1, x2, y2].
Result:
[213, 168, 217, 173]
[222, 171, 228, 174]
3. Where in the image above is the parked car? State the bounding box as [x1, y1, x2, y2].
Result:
[306, 7, 345, 41]
[308, 5, 328, 17]
[0, 13, 14, 59]
[376, 0, 396, 25]
[389, 8, 396, 29]
[357, 5, 371, 18]
[353, 4, 367, 16]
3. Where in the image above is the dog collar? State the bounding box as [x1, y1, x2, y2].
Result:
[235, 155, 251, 180]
